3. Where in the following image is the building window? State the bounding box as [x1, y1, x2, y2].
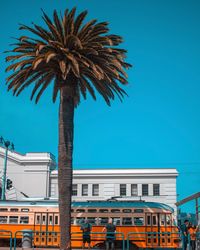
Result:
[72, 184, 77, 196]
[131, 184, 138, 196]
[120, 184, 126, 196]
[153, 184, 160, 196]
[82, 184, 88, 196]
[142, 184, 148, 196]
[92, 184, 99, 196]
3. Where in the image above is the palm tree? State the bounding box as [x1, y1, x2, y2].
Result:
[5, 8, 131, 250]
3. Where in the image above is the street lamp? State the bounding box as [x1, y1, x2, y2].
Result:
[0, 136, 14, 200]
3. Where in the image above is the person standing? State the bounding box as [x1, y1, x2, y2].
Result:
[180, 219, 189, 250]
[103, 218, 116, 250]
[80, 219, 92, 250]
[188, 224, 197, 250]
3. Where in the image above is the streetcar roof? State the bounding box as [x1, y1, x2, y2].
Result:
[0, 200, 174, 212]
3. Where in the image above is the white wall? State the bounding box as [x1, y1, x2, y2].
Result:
[0, 147, 56, 199]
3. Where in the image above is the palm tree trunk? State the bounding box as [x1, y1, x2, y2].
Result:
[58, 85, 75, 250]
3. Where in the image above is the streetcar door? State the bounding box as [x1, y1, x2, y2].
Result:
[34, 212, 48, 246]
[146, 213, 159, 247]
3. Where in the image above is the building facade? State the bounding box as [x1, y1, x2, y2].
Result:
[50, 169, 178, 214]
[0, 146, 56, 200]
[0, 146, 178, 214]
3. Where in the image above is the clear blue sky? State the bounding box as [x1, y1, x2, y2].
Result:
[0, 0, 200, 213]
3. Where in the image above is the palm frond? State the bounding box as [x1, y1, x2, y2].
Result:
[5, 7, 131, 105]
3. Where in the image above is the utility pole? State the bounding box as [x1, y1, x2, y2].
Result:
[0, 136, 14, 200]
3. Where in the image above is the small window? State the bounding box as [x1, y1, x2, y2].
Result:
[76, 209, 85, 213]
[76, 217, 85, 225]
[131, 184, 138, 196]
[82, 184, 88, 196]
[21, 208, 29, 212]
[111, 209, 120, 213]
[122, 217, 132, 225]
[10, 208, 19, 212]
[142, 184, 148, 196]
[166, 215, 171, 226]
[99, 217, 108, 225]
[88, 209, 97, 213]
[152, 215, 157, 225]
[153, 184, 160, 196]
[42, 215, 46, 225]
[72, 184, 78, 196]
[92, 184, 99, 196]
[99, 209, 109, 213]
[55, 215, 58, 225]
[87, 217, 97, 225]
[160, 214, 165, 226]
[49, 215, 53, 225]
[134, 217, 144, 225]
[36, 215, 40, 224]
[71, 218, 74, 224]
[9, 216, 18, 224]
[120, 184, 126, 196]
[123, 209, 132, 213]
[112, 217, 120, 225]
[71, 209, 74, 213]
[20, 216, 29, 224]
[147, 215, 151, 226]
[0, 216, 7, 223]
[0, 208, 8, 212]
[134, 209, 144, 213]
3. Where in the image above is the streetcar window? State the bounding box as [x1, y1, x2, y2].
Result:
[76, 217, 85, 225]
[134, 217, 144, 226]
[71, 209, 74, 213]
[123, 209, 132, 213]
[152, 215, 157, 225]
[112, 217, 120, 225]
[49, 215, 53, 225]
[0, 208, 8, 212]
[55, 215, 58, 225]
[36, 215, 40, 224]
[111, 209, 120, 213]
[88, 209, 97, 213]
[9, 216, 18, 224]
[76, 209, 85, 213]
[0, 216, 7, 223]
[71, 218, 74, 224]
[10, 208, 19, 212]
[99, 209, 108, 213]
[99, 217, 108, 225]
[20, 216, 29, 224]
[147, 215, 151, 226]
[134, 209, 144, 213]
[160, 214, 165, 226]
[122, 217, 132, 225]
[21, 208, 29, 212]
[42, 215, 46, 224]
[166, 215, 171, 226]
[87, 217, 97, 225]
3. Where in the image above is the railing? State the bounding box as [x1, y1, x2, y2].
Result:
[127, 231, 181, 250]
[0, 230, 12, 250]
[71, 231, 125, 249]
[13, 230, 125, 249]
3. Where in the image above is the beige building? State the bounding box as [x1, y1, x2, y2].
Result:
[0, 146, 178, 214]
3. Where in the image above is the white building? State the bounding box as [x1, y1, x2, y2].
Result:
[0, 146, 56, 199]
[50, 168, 178, 214]
[0, 146, 178, 214]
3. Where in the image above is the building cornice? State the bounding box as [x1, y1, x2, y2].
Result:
[50, 168, 178, 178]
[0, 146, 56, 166]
